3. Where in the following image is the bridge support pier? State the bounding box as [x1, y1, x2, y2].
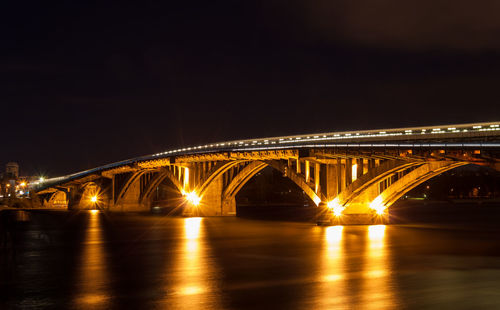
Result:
[317, 203, 388, 225]
[110, 178, 149, 212]
[338, 214, 388, 225]
[65, 180, 112, 211]
[184, 177, 236, 216]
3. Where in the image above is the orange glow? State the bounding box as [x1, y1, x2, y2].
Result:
[312, 195, 322, 206]
[168, 217, 221, 308]
[75, 204, 109, 308]
[20, 182, 26, 187]
[362, 224, 397, 308]
[183, 167, 190, 189]
[316, 224, 346, 307]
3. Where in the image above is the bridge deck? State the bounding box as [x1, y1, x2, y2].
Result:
[33, 121, 500, 190]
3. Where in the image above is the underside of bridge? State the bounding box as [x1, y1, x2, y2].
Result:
[35, 146, 499, 224]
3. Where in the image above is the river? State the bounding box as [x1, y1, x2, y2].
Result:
[1, 210, 500, 309]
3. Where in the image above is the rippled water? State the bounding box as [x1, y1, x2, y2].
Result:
[1, 210, 500, 309]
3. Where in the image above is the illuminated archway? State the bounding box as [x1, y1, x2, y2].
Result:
[48, 190, 68, 208]
[342, 161, 468, 215]
[80, 182, 103, 209]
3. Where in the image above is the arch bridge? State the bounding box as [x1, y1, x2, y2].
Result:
[34, 122, 500, 224]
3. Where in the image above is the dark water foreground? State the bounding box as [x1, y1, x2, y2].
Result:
[1, 209, 500, 309]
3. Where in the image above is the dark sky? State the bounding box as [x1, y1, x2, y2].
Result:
[2, 1, 500, 176]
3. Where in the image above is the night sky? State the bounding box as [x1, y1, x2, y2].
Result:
[2, 1, 500, 177]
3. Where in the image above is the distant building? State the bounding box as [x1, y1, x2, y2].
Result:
[6, 162, 19, 179]
[1, 162, 20, 198]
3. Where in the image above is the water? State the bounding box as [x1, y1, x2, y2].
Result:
[1, 210, 500, 309]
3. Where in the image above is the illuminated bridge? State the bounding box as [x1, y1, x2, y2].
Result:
[34, 122, 500, 224]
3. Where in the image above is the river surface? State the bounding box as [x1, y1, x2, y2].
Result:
[1, 210, 500, 309]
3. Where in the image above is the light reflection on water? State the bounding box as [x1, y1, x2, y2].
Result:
[68, 214, 398, 309]
[363, 225, 397, 309]
[166, 217, 222, 309]
[317, 226, 347, 307]
[6, 213, 500, 309]
[73, 211, 110, 309]
[316, 225, 398, 309]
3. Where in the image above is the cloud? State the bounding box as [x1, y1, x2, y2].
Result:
[290, 0, 500, 50]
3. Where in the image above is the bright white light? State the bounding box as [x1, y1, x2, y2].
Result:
[184, 191, 201, 206]
[368, 225, 386, 240]
[185, 217, 202, 239]
[327, 198, 345, 217]
[326, 225, 343, 242]
[369, 196, 386, 215]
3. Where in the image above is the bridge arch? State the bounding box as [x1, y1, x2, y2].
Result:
[47, 190, 68, 208]
[265, 160, 323, 206]
[78, 181, 103, 209]
[342, 161, 468, 214]
[336, 159, 424, 208]
[140, 167, 184, 205]
[196, 160, 248, 196]
[114, 169, 157, 207]
[192, 159, 322, 216]
[194, 160, 320, 213]
[374, 161, 468, 209]
[222, 161, 268, 202]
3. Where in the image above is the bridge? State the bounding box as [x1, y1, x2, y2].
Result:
[33, 121, 500, 224]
